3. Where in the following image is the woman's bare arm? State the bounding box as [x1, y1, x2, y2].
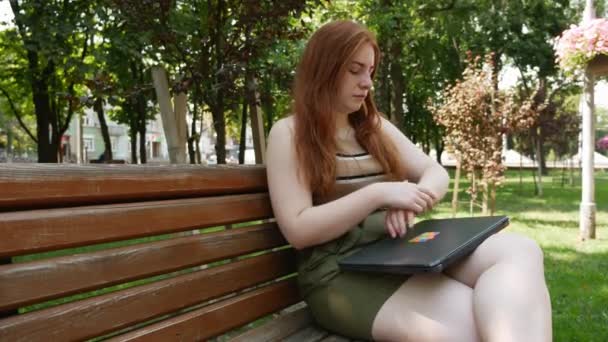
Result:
[266, 118, 386, 249]
[380, 117, 450, 203]
[267, 117, 437, 249]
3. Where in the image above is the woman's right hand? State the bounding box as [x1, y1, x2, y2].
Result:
[377, 181, 436, 214]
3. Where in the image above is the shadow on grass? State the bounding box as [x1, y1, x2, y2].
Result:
[543, 246, 608, 342]
[513, 217, 579, 230]
[446, 170, 608, 214]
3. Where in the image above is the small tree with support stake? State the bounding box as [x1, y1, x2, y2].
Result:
[433, 54, 538, 216]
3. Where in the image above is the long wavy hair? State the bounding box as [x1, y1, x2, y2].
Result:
[293, 20, 404, 196]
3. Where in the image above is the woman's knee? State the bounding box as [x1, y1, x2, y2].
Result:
[510, 233, 544, 265]
[490, 232, 544, 262]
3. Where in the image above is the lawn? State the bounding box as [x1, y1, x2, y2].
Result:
[432, 169, 608, 342]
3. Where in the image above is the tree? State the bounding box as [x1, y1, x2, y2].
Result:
[434, 54, 538, 215]
[8, 0, 96, 162]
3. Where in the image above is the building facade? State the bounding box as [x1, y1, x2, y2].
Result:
[64, 108, 169, 163]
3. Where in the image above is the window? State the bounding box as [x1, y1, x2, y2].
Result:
[83, 114, 95, 127]
[149, 120, 158, 130]
[110, 136, 118, 153]
[83, 136, 95, 152]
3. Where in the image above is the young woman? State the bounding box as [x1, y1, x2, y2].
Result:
[266, 20, 552, 341]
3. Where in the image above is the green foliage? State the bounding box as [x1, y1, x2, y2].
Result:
[0, 0, 591, 166]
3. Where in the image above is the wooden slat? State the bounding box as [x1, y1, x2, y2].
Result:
[0, 164, 267, 210]
[0, 193, 272, 257]
[0, 257, 16, 319]
[0, 223, 286, 311]
[283, 325, 330, 342]
[230, 306, 314, 342]
[0, 250, 295, 342]
[319, 335, 352, 342]
[109, 279, 302, 341]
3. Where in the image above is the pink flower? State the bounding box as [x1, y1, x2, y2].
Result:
[597, 135, 608, 150]
[554, 18, 608, 74]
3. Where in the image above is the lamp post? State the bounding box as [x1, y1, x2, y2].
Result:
[580, 0, 597, 239]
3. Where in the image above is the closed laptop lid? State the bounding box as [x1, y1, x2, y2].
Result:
[339, 216, 509, 273]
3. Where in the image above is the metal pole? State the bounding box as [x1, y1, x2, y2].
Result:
[583, 0, 596, 22]
[580, 68, 596, 239]
[580, 0, 597, 239]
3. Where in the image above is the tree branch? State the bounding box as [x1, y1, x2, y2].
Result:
[59, 32, 89, 135]
[0, 86, 37, 143]
[516, 64, 531, 95]
[420, 0, 471, 14]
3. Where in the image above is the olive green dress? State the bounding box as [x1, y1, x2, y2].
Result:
[297, 152, 409, 340]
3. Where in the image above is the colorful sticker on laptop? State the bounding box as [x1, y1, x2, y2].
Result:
[409, 232, 440, 243]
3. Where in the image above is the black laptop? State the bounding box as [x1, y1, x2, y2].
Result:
[338, 216, 509, 274]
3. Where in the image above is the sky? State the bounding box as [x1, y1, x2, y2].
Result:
[0, 1, 11, 24]
[0, 0, 607, 108]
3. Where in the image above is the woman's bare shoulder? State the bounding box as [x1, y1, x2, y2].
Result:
[269, 115, 295, 141]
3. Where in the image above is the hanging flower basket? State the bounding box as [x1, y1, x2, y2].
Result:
[555, 18, 608, 75]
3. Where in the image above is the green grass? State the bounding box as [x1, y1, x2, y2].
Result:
[432, 169, 608, 342]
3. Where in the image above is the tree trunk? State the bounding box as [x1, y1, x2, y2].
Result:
[535, 131, 543, 196]
[482, 182, 489, 215]
[470, 170, 477, 216]
[208, 0, 227, 164]
[187, 111, 197, 164]
[11, 1, 63, 162]
[137, 90, 147, 164]
[389, 40, 404, 129]
[94, 97, 113, 161]
[239, 97, 248, 164]
[130, 128, 137, 164]
[531, 161, 538, 195]
[33, 77, 57, 162]
[151, 66, 187, 164]
[519, 151, 523, 191]
[433, 125, 444, 165]
[378, 58, 391, 118]
[174, 92, 189, 159]
[135, 96, 147, 164]
[539, 128, 548, 176]
[246, 71, 266, 164]
[260, 76, 274, 136]
[490, 183, 496, 215]
[139, 127, 147, 164]
[211, 102, 227, 164]
[194, 93, 207, 164]
[6, 120, 13, 162]
[452, 157, 461, 217]
[188, 99, 199, 164]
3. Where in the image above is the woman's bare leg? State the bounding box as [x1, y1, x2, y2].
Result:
[445, 232, 552, 342]
[371, 273, 480, 342]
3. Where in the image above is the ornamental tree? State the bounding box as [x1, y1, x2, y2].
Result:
[433, 54, 539, 215]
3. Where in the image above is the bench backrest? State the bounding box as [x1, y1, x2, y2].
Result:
[0, 164, 298, 341]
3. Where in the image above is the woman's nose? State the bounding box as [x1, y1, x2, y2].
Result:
[359, 74, 372, 89]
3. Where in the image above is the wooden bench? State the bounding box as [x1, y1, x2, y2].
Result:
[0, 164, 355, 341]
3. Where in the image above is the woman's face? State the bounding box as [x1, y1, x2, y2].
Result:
[334, 42, 375, 115]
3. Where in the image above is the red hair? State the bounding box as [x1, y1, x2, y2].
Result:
[293, 20, 404, 196]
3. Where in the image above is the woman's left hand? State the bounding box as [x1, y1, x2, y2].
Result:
[385, 209, 416, 238]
